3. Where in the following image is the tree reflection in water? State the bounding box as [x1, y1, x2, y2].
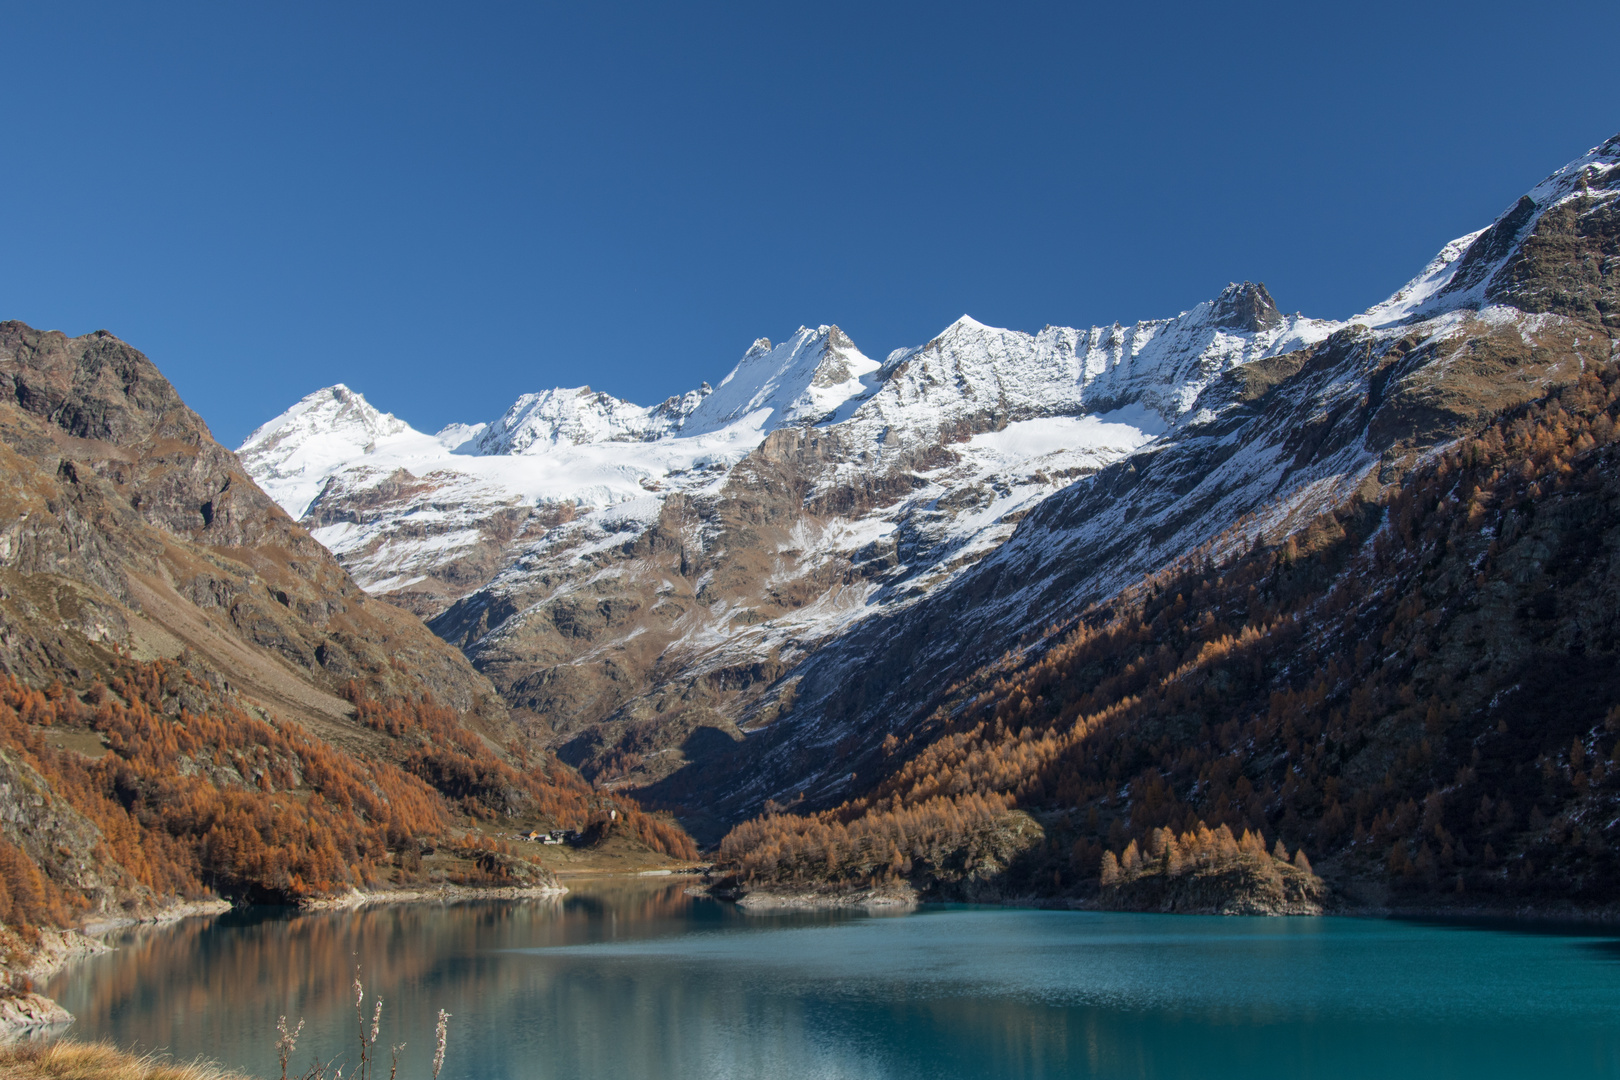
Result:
[46, 888, 1620, 1080]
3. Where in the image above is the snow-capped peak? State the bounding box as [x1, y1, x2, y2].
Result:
[1357, 132, 1620, 328]
[241, 384, 408, 448]
[856, 287, 1337, 440]
[474, 386, 676, 455]
[681, 325, 881, 436]
[237, 385, 421, 518]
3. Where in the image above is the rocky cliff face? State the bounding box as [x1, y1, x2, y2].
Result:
[0, 323, 511, 750]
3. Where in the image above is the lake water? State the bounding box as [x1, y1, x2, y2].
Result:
[44, 879, 1620, 1079]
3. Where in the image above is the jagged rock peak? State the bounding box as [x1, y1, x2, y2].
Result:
[649, 382, 714, 427]
[1, 320, 199, 445]
[1210, 282, 1283, 332]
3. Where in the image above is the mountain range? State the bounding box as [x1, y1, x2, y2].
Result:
[238, 284, 1337, 800]
[238, 132, 1619, 846]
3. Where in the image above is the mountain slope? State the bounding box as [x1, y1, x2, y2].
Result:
[652, 133, 1620, 827]
[0, 326, 509, 750]
[243, 290, 1334, 787]
[0, 325, 695, 989]
[715, 359, 1620, 910]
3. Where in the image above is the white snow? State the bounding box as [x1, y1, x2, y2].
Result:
[681, 327, 881, 436]
[1355, 230, 1486, 328]
[237, 385, 414, 518]
[966, 413, 1159, 460]
[238, 286, 1353, 616]
[434, 422, 485, 451]
[476, 386, 681, 454]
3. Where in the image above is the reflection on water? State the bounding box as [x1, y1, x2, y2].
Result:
[46, 880, 1620, 1079]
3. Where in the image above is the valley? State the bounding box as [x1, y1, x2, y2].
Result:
[238, 132, 1620, 915]
[2, 128, 1618, 1040]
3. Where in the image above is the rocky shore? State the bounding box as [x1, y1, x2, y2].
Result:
[709, 872, 1620, 925]
[0, 992, 72, 1031]
[0, 899, 236, 1038]
[299, 881, 567, 910]
[729, 884, 919, 911]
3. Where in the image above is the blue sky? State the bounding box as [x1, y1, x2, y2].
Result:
[3, 2, 1618, 446]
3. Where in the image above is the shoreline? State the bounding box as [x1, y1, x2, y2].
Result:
[3, 898, 234, 1038]
[298, 882, 568, 910]
[708, 881, 1620, 926]
[727, 884, 920, 911]
[78, 899, 235, 942]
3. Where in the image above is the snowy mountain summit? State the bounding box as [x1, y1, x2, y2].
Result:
[240, 287, 1333, 611]
[681, 325, 880, 434]
[239, 384, 448, 519]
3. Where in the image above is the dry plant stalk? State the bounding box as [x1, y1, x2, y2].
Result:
[433, 1010, 451, 1080]
[274, 969, 447, 1080]
[276, 1016, 305, 1080]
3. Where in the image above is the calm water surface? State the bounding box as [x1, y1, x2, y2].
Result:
[45, 879, 1620, 1079]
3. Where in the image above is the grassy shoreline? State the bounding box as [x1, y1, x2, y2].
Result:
[0, 1041, 247, 1080]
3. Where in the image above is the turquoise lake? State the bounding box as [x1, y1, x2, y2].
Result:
[44, 879, 1620, 1079]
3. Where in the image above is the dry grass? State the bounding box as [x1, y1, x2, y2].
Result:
[0, 1040, 248, 1080]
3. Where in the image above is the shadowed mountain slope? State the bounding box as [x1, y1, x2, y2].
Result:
[646, 132, 1620, 831]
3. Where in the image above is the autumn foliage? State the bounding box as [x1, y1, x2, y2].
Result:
[0, 662, 450, 920]
[721, 361, 1620, 906]
[718, 791, 1016, 886]
[0, 836, 71, 945]
[1100, 822, 1312, 884]
[346, 686, 696, 860]
[0, 659, 695, 940]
